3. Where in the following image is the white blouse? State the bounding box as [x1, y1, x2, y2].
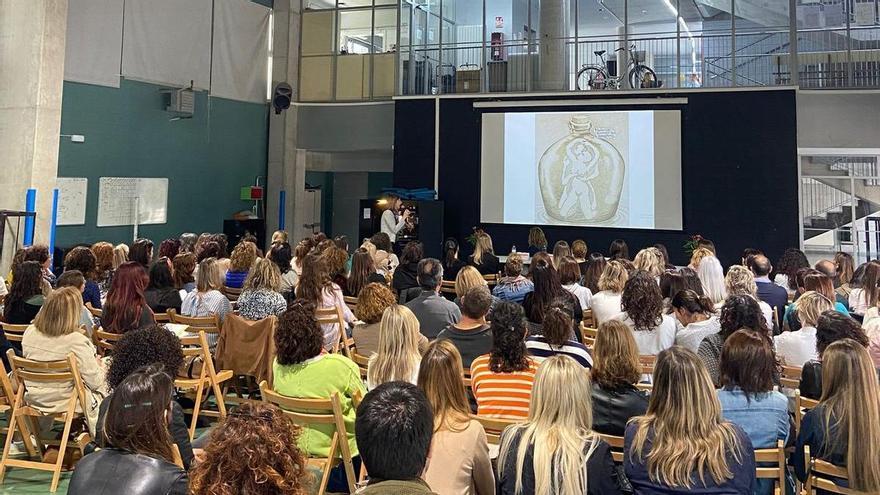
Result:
[591, 291, 622, 324]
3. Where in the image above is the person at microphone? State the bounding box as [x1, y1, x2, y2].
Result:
[380, 195, 412, 244]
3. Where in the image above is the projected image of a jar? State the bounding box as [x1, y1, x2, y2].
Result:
[538, 116, 625, 223]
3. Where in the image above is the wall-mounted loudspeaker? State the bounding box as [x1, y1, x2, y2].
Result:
[272, 82, 293, 114]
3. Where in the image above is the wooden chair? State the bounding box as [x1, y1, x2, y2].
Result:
[582, 309, 596, 328]
[85, 303, 102, 319]
[166, 309, 222, 348]
[0, 323, 28, 344]
[342, 296, 358, 313]
[221, 285, 243, 303]
[93, 328, 123, 357]
[482, 274, 498, 287]
[173, 331, 233, 439]
[472, 415, 519, 446]
[803, 445, 863, 494]
[635, 382, 653, 392]
[154, 313, 170, 323]
[315, 306, 352, 358]
[638, 354, 656, 375]
[0, 360, 35, 459]
[598, 433, 626, 463]
[755, 440, 787, 492]
[780, 364, 802, 390]
[351, 352, 370, 380]
[440, 280, 457, 297]
[798, 394, 820, 432]
[0, 352, 93, 492]
[259, 382, 357, 495]
[773, 306, 781, 330]
[581, 325, 598, 348]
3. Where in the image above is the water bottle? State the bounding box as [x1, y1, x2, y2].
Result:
[511, 245, 517, 254]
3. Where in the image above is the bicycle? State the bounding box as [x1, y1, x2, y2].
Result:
[575, 44, 659, 91]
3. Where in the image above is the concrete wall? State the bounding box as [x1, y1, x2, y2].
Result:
[798, 91, 880, 149]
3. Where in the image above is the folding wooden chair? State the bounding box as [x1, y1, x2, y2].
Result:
[173, 331, 233, 439]
[342, 296, 358, 313]
[580, 324, 598, 348]
[780, 364, 802, 390]
[93, 328, 123, 357]
[259, 382, 357, 495]
[315, 306, 351, 358]
[754, 440, 787, 493]
[582, 309, 596, 328]
[0, 323, 28, 345]
[638, 354, 656, 375]
[635, 382, 653, 392]
[221, 286, 243, 303]
[798, 394, 820, 433]
[440, 280, 457, 297]
[803, 445, 864, 494]
[598, 433, 625, 462]
[0, 352, 93, 492]
[471, 415, 520, 446]
[351, 352, 369, 381]
[0, 360, 35, 459]
[85, 303, 102, 319]
[154, 313, 170, 323]
[166, 309, 222, 349]
[482, 274, 498, 288]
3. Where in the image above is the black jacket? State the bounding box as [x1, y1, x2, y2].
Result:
[469, 254, 501, 276]
[590, 382, 649, 437]
[392, 262, 420, 294]
[800, 360, 823, 400]
[145, 287, 183, 314]
[68, 448, 188, 495]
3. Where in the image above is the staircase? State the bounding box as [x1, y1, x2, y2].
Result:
[802, 157, 880, 240]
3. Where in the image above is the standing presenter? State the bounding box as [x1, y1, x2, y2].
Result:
[380, 194, 412, 243]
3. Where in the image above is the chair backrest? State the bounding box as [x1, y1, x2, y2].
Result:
[222, 285, 243, 302]
[94, 328, 124, 355]
[7, 350, 88, 416]
[754, 440, 786, 491]
[582, 309, 596, 328]
[342, 296, 358, 312]
[780, 365, 802, 390]
[315, 306, 350, 356]
[154, 313, 170, 323]
[804, 445, 860, 494]
[472, 415, 520, 445]
[482, 274, 498, 287]
[598, 433, 626, 463]
[351, 352, 370, 379]
[581, 325, 598, 347]
[439, 280, 456, 296]
[167, 309, 221, 334]
[1, 323, 29, 343]
[638, 354, 656, 375]
[86, 303, 102, 318]
[798, 393, 820, 432]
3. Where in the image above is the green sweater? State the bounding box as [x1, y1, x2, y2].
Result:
[272, 354, 365, 457]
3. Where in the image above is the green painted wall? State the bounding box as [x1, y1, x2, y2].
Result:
[56, 80, 269, 247]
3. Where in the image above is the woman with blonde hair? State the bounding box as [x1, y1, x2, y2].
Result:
[634, 247, 665, 280]
[625, 347, 756, 493]
[498, 355, 621, 495]
[794, 339, 880, 493]
[181, 257, 232, 348]
[551, 241, 571, 269]
[469, 232, 500, 276]
[527, 226, 548, 256]
[224, 241, 258, 289]
[590, 320, 648, 436]
[689, 247, 714, 270]
[724, 264, 774, 327]
[236, 258, 287, 321]
[455, 265, 487, 301]
[22, 286, 108, 433]
[774, 290, 834, 367]
[113, 243, 129, 270]
[696, 255, 727, 306]
[591, 260, 628, 324]
[419, 340, 494, 495]
[366, 304, 422, 389]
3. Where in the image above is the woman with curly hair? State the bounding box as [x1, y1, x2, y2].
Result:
[352, 282, 398, 356]
[321, 246, 350, 295]
[612, 270, 677, 356]
[724, 264, 774, 328]
[24, 244, 55, 287]
[95, 326, 192, 468]
[3, 261, 48, 325]
[527, 226, 548, 257]
[345, 248, 385, 297]
[775, 247, 810, 294]
[633, 247, 665, 280]
[237, 258, 287, 320]
[103, 262, 156, 334]
[469, 301, 539, 420]
[698, 294, 772, 386]
[172, 252, 197, 293]
[224, 241, 258, 289]
[272, 303, 365, 492]
[296, 254, 354, 350]
[90, 241, 115, 296]
[158, 238, 181, 260]
[799, 311, 870, 399]
[190, 402, 310, 495]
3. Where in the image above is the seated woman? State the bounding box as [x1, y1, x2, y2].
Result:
[24, 244, 56, 288]
[612, 270, 677, 356]
[171, 252, 197, 294]
[784, 272, 850, 331]
[366, 305, 423, 390]
[128, 238, 155, 268]
[590, 261, 627, 325]
[671, 289, 720, 352]
[68, 366, 187, 495]
[272, 303, 365, 493]
[848, 261, 880, 316]
[522, 255, 583, 340]
[391, 241, 423, 297]
[96, 326, 192, 469]
[527, 226, 548, 257]
[469, 301, 539, 420]
[498, 355, 621, 495]
[190, 403, 310, 495]
[236, 258, 287, 321]
[345, 248, 385, 298]
[295, 255, 355, 350]
[3, 261, 47, 325]
[582, 252, 607, 294]
[608, 239, 629, 261]
[181, 258, 232, 348]
[102, 262, 156, 334]
[352, 282, 397, 356]
[22, 287, 108, 434]
[442, 237, 467, 282]
[625, 347, 756, 494]
[268, 241, 298, 296]
[525, 306, 593, 368]
[419, 340, 494, 495]
[800, 310, 870, 400]
[492, 255, 533, 304]
[454, 265, 489, 305]
[144, 258, 182, 314]
[794, 339, 880, 494]
[63, 246, 102, 309]
[698, 295, 771, 386]
[551, 241, 571, 270]
[559, 256, 592, 310]
[572, 239, 588, 273]
[469, 232, 500, 276]
[224, 241, 258, 289]
[774, 291, 833, 367]
[55, 271, 96, 336]
[696, 255, 728, 307]
[590, 320, 649, 436]
[718, 330, 790, 495]
[633, 247, 665, 281]
[321, 246, 350, 296]
[724, 264, 774, 329]
[91, 241, 115, 298]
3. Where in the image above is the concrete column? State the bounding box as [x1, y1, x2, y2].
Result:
[536, 0, 569, 91]
[0, 0, 67, 270]
[266, 0, 307, 246]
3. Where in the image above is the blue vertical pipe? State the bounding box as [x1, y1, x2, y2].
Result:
[23, 188, 36, 247]
[49, 188, 59, 267]
[279, 190, 286, 231]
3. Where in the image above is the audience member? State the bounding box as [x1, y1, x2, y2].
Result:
[498, 355, 621, 495]
[559, 255, 592, 309]
[590, 320, 649, 436]
[68, 366, 186, 495]
[103, 261, 156, 334]
[295, 254, 354, 350]
[551, 240, 571, 269]
[352, 282, 398, 356]
[633, 247, 664, 280]
[322, 246, 350, 295]
[775, 248, 810, 294]
[672, 289, 720, 351]
[144, 258, 182, 314]
[724, 264, 774, 328]
[572, 239, 588, 273]
[406, 258, 461, 339]
[522, 255, 582, 339]
[849, 261, 880, 316]
[25, 244, 56, 287]
[392, 240, 424, 297]
[268, 241, 298, 295]
[273, 303, 365, 492]
[437, 286, 493, 369]
[698, 294, 771, 385]
[224, 241, 258, 289]
[90, 241, 115, 296]
[625, 347, 756, 493]
[355, 382, 437, 495]
[591, 260, 627, 324]
[741, 247, 763, 266]
[688, 247, 714, 270]
[63, 246, 102, 309]
[178, 233, 198, 254]
[493, 255, 533, 303]
[525, 306, 592, 368]
[129, 238, 154, 268]
[654, 243, 675, 269]
[3, 261, 47, 325]
[794, 339, 880, 493]
[181, 257, 231, 347]
[370, 232, 399, 271]
[112, 243, 129, 269]
[171, 252, 197, 293]
[418, 340, 494, 495]
[22, 287, 108, 433]
[749, 254, 788, 324]
[660, 267, 705, 307]
[469, 232, 501, 276]
[582, 252, 607, 294]
[775, 291, 833, 367]
[441, 237, 467, 282]
[834, 251, 855, 300]
[271, 229, 289, 245]
[158, 238, 181, 260]
[454, 265, 489, 304]
[612, 271, 676, 356]
[367, 305, 423, 389]
[527, 227, 548, 256]
[236, 258, 287, 320]
[696, 255, 727, 306]
[189, 403, 310, 495]
[97, 326, 191, 468]
[346, 248, 384, 297]
[609, 239, 629, 261]
[800, 311, 870, 400]
[55, 270, 96, 335]
[470, 301, 538, 420]
[291, 239, 311, 277]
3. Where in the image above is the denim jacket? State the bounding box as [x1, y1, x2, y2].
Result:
[492, 276, 534, 304]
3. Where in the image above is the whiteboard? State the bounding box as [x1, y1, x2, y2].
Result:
[56, 177, 88, 226]
[97, 177, 169, 227]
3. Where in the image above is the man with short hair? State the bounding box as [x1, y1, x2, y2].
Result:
[436, 286, 493, 369]
[406, 258, 461, 339]
[355, 382, 438, 495]
[748, 254, 787, 328]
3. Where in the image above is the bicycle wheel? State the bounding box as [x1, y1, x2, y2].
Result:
[629, 64, 659, 89]
[576, 66, 608, 91]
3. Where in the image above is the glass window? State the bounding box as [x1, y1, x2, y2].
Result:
[339, 9, 374, 54]
[733, 0, 788, 87]
[628, 0, 678, 89]
[303, 0, 335, 10]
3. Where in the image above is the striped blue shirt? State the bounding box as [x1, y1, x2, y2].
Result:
[525, 336, 593, 368]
